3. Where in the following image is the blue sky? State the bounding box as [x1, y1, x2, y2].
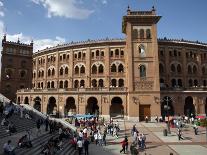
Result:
[0, 0, 207, 52]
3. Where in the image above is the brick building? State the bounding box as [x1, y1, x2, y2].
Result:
[0, 35, 33, 101]
[16, 7, 207, 120]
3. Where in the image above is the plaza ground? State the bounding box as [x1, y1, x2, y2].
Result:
[88, 121, 207, 155]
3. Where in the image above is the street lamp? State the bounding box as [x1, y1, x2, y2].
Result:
[162, 96, 173, 134]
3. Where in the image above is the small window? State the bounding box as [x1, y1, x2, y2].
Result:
[139, 45, 146, 57]
[140, 65, 146, 78]
[63, 54, 66, 59]
[101, 51, 104, 57]
[92, 52, 94, 58]
[140, 29, 144, 39]
[110, 51, 113, 57]
[120, 50, 124, 56]
[146, 29, 151, 39]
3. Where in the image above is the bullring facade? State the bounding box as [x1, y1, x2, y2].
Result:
[16, 7, 207, 121]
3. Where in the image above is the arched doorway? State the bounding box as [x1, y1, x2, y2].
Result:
[24, 97, 29, 104]
[65, 97, 76, 116]
[86, 97, 99, 115]
[47, 97, 57, 115]
[161, 96, 175, 119]
[33, 97, 41, 112]
[110, 97, 124, 117]
[184, 96, 195, 117]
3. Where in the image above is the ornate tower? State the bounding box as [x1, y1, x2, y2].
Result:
[0, 35, 33, 101]
[122, 6, 161, 121]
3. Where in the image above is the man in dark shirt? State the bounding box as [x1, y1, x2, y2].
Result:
[83, 138, 90, 155]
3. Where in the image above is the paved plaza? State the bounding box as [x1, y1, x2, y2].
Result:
[88, 121, 207, 155]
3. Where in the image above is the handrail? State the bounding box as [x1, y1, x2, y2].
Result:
[20, 104, 77, 132]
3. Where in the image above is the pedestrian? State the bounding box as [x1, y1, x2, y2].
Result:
[45, 116, 49, 131]
[177, 128, 184, 140]
[77, 138, 83, 155]
[120, 138, 126, 154]
[36, 119, 41, 137]
[193, 124, 198, 135]
[155, 115, 158, 123]
[124, 136, 128, 153]
[102, 132, 106, 146]
[145, 116, 148, 123]
[83, 138, 90, 155]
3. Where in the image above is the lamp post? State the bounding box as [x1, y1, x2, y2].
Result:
[162, 96, 172, 134]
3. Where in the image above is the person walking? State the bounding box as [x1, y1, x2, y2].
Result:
[120, 138, 126, 154]
[45, 117, 49, 131]
[177, 128, 184, 140]
[193, 124, 198, 135]
[77, 138, 83, 155]
[83, 138, 90, 155]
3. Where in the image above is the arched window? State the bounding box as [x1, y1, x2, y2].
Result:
[188, 66, 192, 74]
[48, 69, 51, 76]
[52, 68, 55, 76]
[41, 71, 44, 77]
[171, 79, 176, 87]
[140, 65, 146, 78]
[98, 79, 104, 87]
[139, 45, 146, 57]
[159, 63, 164, 73]
[33, 72, 36, 78]
[171, 64, 176, 72]
[21, 60, 26, 68]
[111, 64, 117, 72]
[132, 29, 138, 39]
[140, 29, 144, 39]
[202, 66, 205, 75]
[194, 79, 198, 86]
[110, 51, 113, 57]
[38, 71, 41, 78]
[92, 65, 97, 74]
[20, 70, 26, 78]
[146, 29, 151, 39]
[193, 65, 197, 74]
[47, 82, 50, 88]
[80, 80, 85, 88]
[101, 51, 104, 57]
[118, 79, 124, 87]
[60, 67, 63, 75]
[59, 81, 63, 88]
[189, 79, 193, 87]
[64, 80, 68, 88]
[203, 80, 206, 87]
[96, 50, 99, 57]
[178, 79, 182, 87]
[78, 52, 81, 59]
[41, 82, 43, 88]
[75, 66, 79, 74]
[111, 79, 117, 87]
[51, 81, 55, 88]
[74, 80, 79, 88]
[99, 64, 104, 73]
[118, 64, 124, 72]
[177, 64, 182, 73]
[80, 65, 85, 74]
[92, 79, 97, 87]
[115, 49, 119, 56]
[121, 50, 124, 56]
[65, 67, 68, 74]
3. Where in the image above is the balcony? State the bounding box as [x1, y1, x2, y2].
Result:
[17, 87, 128, 94]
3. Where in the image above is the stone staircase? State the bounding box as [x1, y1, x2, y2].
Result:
[0, 114, 36, 139]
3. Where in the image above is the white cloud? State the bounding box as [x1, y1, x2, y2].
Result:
[5, 33, 66, 52]
[30, 0, 94, 19]
[102, 0, 107, 5]
[0, 1, 4, 17]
